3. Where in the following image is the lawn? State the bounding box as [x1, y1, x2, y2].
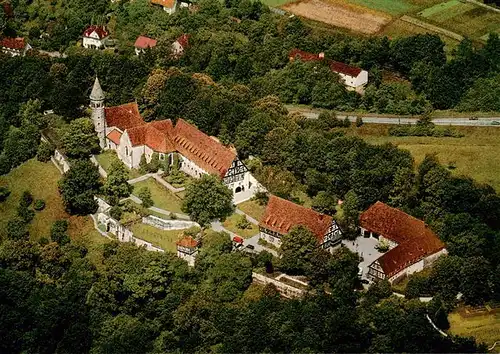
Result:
[260, 0, 295, 7]
[129, 223, 186, 253]
[348, 124, 500, 192]
[237, 199, 266, 221]
[343, 0, 416, 15]
[95, 150, 142, 179]
[132, 178, 184, 213]
[222, 213, 260, 238]
[448, 311, 500, 351]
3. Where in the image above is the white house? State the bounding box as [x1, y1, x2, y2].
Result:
[82, 25, 109, 49]
[176, 236, 199, 266]
[359, 201, 447, 284]
[0, 37, 31, 56]
[289, 49, 369, 93]
[134, 35, 157, 55]
[151, 0, 177, 14]
[171, 34, 189, 57]
[259, 195, 342, 251]
[90, 77, 262, 204]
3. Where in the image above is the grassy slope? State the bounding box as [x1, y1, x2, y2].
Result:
[347, 124, 500, 191]
[448, 311, 500, 351]
[95, 150, 141, 179]
[237, 200, 266, 221]
[129, 223, 184, 252]
[222, 213, 260, 238]
[132, 178, 183, 213]
[0, 159, 109, 263]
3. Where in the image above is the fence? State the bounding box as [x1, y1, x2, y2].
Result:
[142, 215, 199, 230]
[252, 272, 306, 299]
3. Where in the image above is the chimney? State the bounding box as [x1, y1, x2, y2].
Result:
[318, 52, 325, 59]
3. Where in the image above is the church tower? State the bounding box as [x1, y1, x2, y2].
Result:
[90, 77, 106, 148]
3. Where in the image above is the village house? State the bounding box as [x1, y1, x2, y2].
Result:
[289, 49, 368, 93]
[172, 34, 189, 57]
[82, 25, 109, 49]
[134, 35, 157, 55]
[176, 236, 199, 266]
[259, 195, 342, 252]
[359, 201, 447, 284]
[151, 0, 177, 14]
[0, 37, 31, 56]
[90, 77, 262, 204]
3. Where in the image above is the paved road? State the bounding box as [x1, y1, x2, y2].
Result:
[293, 111, 500, 127]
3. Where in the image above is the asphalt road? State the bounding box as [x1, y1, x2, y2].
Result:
[295, 111, 500, 127]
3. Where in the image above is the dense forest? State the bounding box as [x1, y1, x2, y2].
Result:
[1, 0, 500, 351]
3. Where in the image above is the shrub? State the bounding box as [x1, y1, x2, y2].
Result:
[109, 205, 123, 220]
[0, 186, 10, 202]
[51, 220, 70, 245]
[147, 153, 160, 173]
[253, 191, 269, 206]
[0, 154, 11, 175]
[33, 199, 46, 211]
[20, 190, 33, 208]
[138, 187, 153, 208]
[169, 212, 177, 220]
[236, 214, 251, 230]
[17, 205, 35, 223]
[37, 141, 55, 162]
[6, 218, 29, 240]
[139, 155, 148, 174]
[355, 116, 364, 127]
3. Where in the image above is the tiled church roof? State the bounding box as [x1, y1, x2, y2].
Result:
[105, 103, 145, 131]
[259, 195, 333, 243]
[360, 202, 446, 278]
[106, 129, 122, 145]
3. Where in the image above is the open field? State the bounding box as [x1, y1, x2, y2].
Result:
[448, 310, 500, 351]
[222, 213, 260, 238]
[132, 178, 183, 213]
[129, 223, 185, 253]
[282, 0, 391, 34]
[237, 200, 266, 221]
[348, 124, 500, 191]
[0, 159, 109, 264]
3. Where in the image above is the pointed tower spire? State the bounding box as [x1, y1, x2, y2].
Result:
[90, 77, 105, 101]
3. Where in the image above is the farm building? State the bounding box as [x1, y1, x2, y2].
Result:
[289, 49, 368, 92]
[134, 35, 157, 55]
[172, 34, 189, 57]
[360, 201, 447, 283]
[90, 77, 262, 204]
[82, 25, 109, 49]
[259, 195, 342, 251]
[176, 236, 199, 266]
[0, 37, 31, 56]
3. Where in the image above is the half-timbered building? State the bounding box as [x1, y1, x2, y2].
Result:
[360, 201, 447, 283]
[176, 236, 199, 266]
[90, 77, 262, 204]
[259, 195, 342, 252]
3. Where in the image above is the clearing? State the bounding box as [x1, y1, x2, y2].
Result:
[132, 178, 184, 213]
[222, 213, 260, 238]
[282, 0, 391, 34]
[448, 310, 500, 351]
[129, 223, 191, 252]
[348, 124, 500, 192]
[237, 199, 266, 221]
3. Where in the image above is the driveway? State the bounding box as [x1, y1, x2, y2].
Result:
[342, 236, 383, 279]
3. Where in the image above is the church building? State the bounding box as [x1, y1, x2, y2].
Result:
[259, 195, 342, 252]
[90, 77, 262, 204]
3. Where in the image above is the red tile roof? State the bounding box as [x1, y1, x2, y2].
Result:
[260, 195, 333, 244]
[106, 129, 122, 145]
[105, 103, 145, 131]
[151, 0, 176, 8]
[174, 119, 236, 177]
[176, 236, 198, 248]
[0, 37, 26, 50]
[126, 120, 176, 153]
[175, 34, 189, 49]
[83, 25, 109, 39]
[134, 35, 157, 49]
[360, 202, 446, 278]
[289, 48, 363, 78]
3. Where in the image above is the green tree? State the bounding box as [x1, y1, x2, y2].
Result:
[182, 174, 233, 227]
[102, 161, 132, 205]
[51, 220, 70, 246]
[61, 118, 100, 159]
[138, 187, 153, 208]
[459, 256, 492, 305]
[59, 159, 101, 215]
[342, 189, 360, 227]
[279, 225, 317, 275]
[311, 191, 338, 215]
[389, 167, 416, 209]
[37, 141, 55, 162]
[5, 218, 29, 240]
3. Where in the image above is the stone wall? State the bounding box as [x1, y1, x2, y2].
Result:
[252, 272, 305, 299]
[142, 215, 199, 230]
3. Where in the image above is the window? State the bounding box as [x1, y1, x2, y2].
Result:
[235, 186, 242, 193]
[248, 181, 252, 189]
[159, 153, 165, 161]
[125, 146, 129, 156]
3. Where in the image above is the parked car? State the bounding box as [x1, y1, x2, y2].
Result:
[245, 244, 255, 250]
[469, 116, 478, 120]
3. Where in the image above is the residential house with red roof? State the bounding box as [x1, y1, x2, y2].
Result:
[90, 77, 262, 204]
[172, 34, 189, 57]
[0, 37, 31, 57]
[359, 201, 447, 283]
[151, 0, 177, 14]
[176, 236, 199, 266]
[289, 49, 368, 93]
[134, 35, 157, 55]
[82, 25, 109, 49]
[259, 195, 342, 251]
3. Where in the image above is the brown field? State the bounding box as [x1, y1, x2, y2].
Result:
[282, 0, 392, 34]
